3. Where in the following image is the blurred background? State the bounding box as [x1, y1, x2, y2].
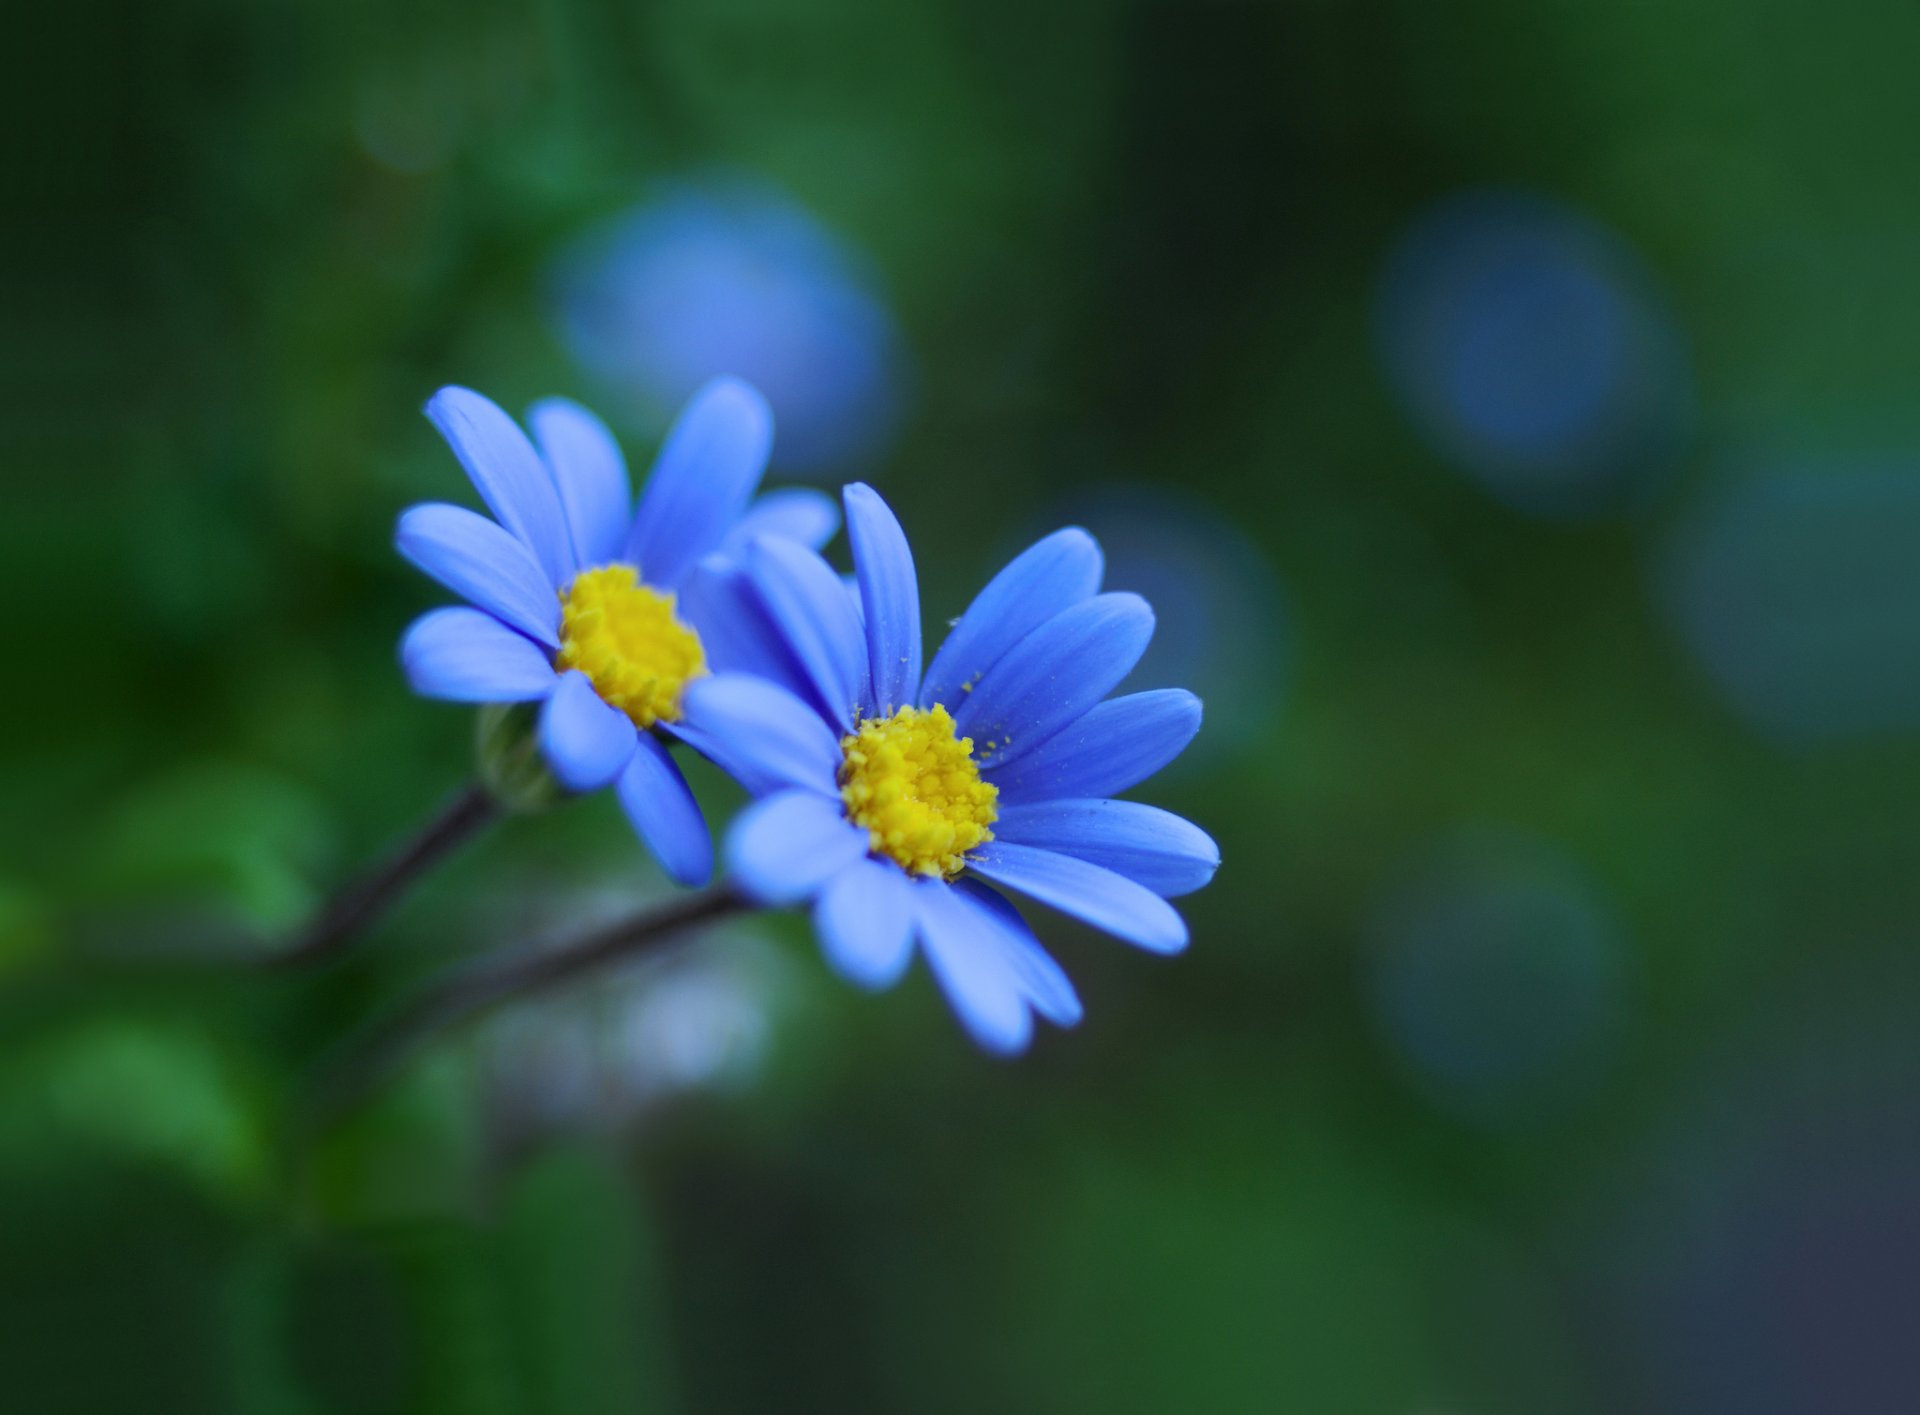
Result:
[9, 0, 1920, 1410]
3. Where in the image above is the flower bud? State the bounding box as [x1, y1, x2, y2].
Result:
[473, 704, 564, 815]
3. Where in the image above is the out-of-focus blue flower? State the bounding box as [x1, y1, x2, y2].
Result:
[1366, 833, 1626, 1126]
[1041, 485, 1286, 763]
[1596, 975, 1920, 1412]
[1377, 190, 1693, 516]
[548, 179, 910, 477]
[1661, 464, 1920, 743]
[396, 380, 839, 885]
[679, 485, 1219, 1054]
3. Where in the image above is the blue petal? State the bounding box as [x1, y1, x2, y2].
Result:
[969, 841, 1188, 955]
[400, 607, 558, 703]
[425, 387, 575, 588]
[617, 734, 714, 886]
[625, 377, 774, 589]
[994, 799, 1219, 898]
[843, 483, 923, 715]
[675, 673, 843, 797]
[988, 689, 1203, 803]
[744, 537, 871, 728]
[920, 527, 1104, 711]
[954, 880, 1083, 1026]
[952, 593, 1154, 769]
[529, 397, 631, 567]
[677, 558, 817, 706]
[813, 857, 915, 990]
[537, 669, 638, 792]
[726, 789, 869, 905]
[395, 503, 561, 649]
[913, 880, 1034, 1055]
[721, 488, 842, 557]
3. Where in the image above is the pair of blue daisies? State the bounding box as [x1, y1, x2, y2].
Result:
[398, 379, 1218, 1053]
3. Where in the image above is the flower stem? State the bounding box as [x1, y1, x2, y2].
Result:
[305, 886, 749, 1121]
[279, 782, 500, 967]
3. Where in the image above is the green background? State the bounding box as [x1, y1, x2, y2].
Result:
[9, 0, 1920, 1410]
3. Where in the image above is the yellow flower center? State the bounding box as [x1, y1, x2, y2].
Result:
[839, 705, 998, 879]
[555, 564, 706, 728]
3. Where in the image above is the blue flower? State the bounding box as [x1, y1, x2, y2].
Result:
[548, 176, 910, 477]
[396, 379, 839, 885]
[681, 484, 1219, 1052]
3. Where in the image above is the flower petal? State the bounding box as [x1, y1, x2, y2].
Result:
[969, 840, 1188, 955]
[395, 503, 562, 649]
[400, 607, 558, 703]
[726, 789, 870, 905]
[425, 386, 575, 587]
[813, 857, 916, 990]
[988, 689, 1203, 803]
[953, 881, 1082, 1026]
[617, 734, 714, 886]
[743, 537, 871, 729]
[528, 397, 631, 567]
[844, 483, 925, 710]
[993, 799, 1219, 898]
[625, 377, 774, 589]
[843, 483, 923, 714]
[920, 527, 1104, 711]
[952, 592, 1154, 769]
[677, 558, 817, 706]
[537, 669, 638, 792]
[721, 487, 841, 557]
[914, 880, 1034, 1055]
[675, 673, 843, 797]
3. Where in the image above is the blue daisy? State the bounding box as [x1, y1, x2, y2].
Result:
[680, 484, 1219, 1052]
[396, 379, 838, 885]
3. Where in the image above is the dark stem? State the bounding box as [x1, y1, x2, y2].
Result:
[277, 782, 499, 967]
[304, 886, 749, 1123]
